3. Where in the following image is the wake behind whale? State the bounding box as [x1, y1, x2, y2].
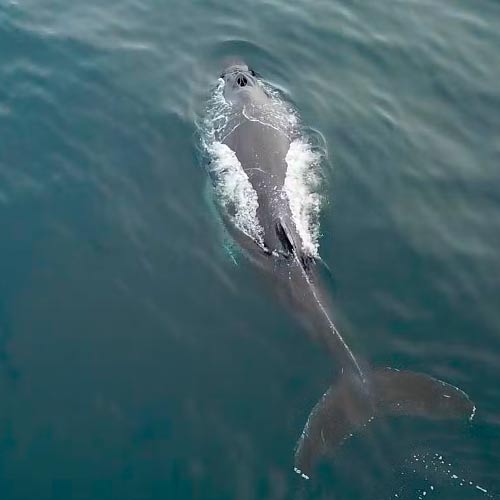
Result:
[198, 62, 475, 480]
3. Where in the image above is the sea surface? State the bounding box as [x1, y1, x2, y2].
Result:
[1, 1, 500, 499]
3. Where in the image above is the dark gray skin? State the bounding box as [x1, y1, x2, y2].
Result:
[214, 63, 475, 480]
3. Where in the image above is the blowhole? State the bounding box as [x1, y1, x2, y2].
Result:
[236, 75, 248, 87]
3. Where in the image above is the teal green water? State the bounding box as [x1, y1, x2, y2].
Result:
[1, 1, 500, 498]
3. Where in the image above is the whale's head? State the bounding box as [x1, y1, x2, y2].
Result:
[220, 63, 260, 105]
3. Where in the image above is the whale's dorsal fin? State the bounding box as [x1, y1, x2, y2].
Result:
[275, 220, 294, 256]
[275, 219, 317, 271]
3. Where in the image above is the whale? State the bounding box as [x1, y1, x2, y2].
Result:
[202, 62, 475, 480]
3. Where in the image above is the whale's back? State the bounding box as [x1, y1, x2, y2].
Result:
[224, 119, 293, 253]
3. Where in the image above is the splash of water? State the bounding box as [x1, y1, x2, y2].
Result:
[393, 452, 496, 499]
[284, 139, 322, 257]
[208, 141, 264, 245]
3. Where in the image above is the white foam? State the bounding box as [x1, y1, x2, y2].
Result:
[208, 141, 264, 245]
[405, 452, 493, 498]
[469, 405, 476, 421]
[293, 467, 309, 480]
[284, 139, 322, 257]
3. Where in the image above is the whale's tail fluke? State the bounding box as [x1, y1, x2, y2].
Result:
[293, 368, 475, 480]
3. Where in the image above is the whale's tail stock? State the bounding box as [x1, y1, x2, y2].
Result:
[293, 367, 475, 480]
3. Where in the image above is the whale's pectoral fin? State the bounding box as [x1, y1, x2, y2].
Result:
[294, 368, 475, 480]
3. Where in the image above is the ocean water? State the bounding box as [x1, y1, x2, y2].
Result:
[1, 0, 500, 499]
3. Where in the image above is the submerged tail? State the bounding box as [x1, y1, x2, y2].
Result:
[270, 219, 475, 480]
[294, 367, 475, 480]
